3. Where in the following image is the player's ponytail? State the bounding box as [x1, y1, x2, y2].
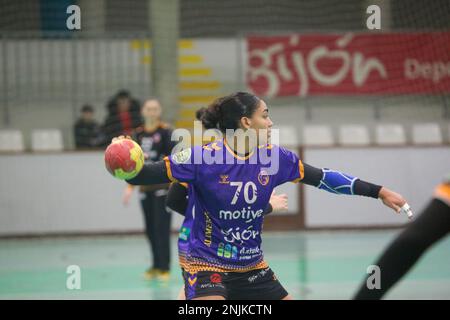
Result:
[197, 92, 260, 133]
[196, 105, 220, 130]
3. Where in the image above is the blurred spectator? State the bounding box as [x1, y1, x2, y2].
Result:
[106, 89, 140, 115]
[74, 105, 101, 149]
[122, 98, 176, 280]
[102, 90, 142, 144]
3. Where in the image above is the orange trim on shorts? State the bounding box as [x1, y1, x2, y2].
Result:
[163, 156, 178, 182]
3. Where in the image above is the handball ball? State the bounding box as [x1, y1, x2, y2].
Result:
[105, 138, 144, 180]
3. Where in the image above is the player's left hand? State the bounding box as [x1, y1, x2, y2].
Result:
[379, 187, 413, 218]
[269, 191, 288, 212]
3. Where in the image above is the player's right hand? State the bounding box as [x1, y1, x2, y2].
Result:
[379, 187, 412, 218]
[112, 135, 132, 143]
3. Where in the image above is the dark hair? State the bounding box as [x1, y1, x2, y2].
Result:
[196, 92, 260, 132]
[116, 90, 131, 98]
[81, 104, 94, 113]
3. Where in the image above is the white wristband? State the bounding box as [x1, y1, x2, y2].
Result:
[401, 203, 413, 219]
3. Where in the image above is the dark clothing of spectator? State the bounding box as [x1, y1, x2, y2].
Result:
[106, 94, 141, 115]
[102, 110, 142, 144]
[101, 91, 142, 145]
[74, 119, 101, 149]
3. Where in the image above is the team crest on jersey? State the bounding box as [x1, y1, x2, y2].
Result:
[172, 148, 191, 164]
[258, 170, 270, 186]
[219, 175, 230, 184]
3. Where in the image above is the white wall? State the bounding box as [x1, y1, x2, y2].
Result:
[0, 152, 153, 235]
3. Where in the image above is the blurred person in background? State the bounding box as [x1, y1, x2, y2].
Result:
[106, 89, 141, 115]
[122, 98, 176, 281]
[102, 90, 142, 145]
[74, 104, 101, 149]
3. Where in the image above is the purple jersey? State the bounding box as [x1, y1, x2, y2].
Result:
[165, 139, 304, 273]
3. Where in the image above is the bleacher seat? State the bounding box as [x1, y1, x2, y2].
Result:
[375, 124, 406, 145]
[448, 123, 450, 144]
[338, 125, 370, 146]
[31, 129, 64, 151]
[275, 125, 299, 146]
[0, 129, 25, 152]
[303, 125, 334, 146]
[412, 123, 443, 145]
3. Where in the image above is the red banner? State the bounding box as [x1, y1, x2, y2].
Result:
[246, 33, 450, 96]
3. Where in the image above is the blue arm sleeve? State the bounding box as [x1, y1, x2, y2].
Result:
[317, 168, 358, 195]
[301, 163, 381, 198]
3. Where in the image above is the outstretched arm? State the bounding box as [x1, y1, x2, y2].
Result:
[301, 162, 408, 215]
[125, 160, 171, 185]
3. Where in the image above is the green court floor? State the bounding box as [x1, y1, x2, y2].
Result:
[1, 230, 449, 299]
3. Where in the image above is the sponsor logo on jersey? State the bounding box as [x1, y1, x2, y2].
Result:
[217, 242, 238, 260]
[200, 282, 225, 289]
[179, 226, 191, 241]
[210, 273, 222, 284]
[219, 175, 230, 184]
[221, 225, 260, 245]
[240, 246, 260, 255]
[219, 207, 264, 223]
[248, 268, 269, 283]
[203, 211, 213, 247]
